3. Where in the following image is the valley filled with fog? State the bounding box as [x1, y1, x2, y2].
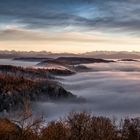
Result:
[1, 59, 140, 121]
[0, 59, 39, 67]
[32, 61, 140, 121]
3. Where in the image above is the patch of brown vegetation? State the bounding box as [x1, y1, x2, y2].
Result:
[0, 112, 140, 140]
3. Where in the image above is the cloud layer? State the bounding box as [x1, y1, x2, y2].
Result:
[31, 62, 140, 121]
[0, 0, 140, 34]
[0, 0, 140, 52]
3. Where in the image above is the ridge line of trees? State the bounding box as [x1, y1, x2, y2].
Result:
[0, 112, 140, 140]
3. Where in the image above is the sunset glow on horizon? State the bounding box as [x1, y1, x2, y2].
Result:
[0, 0, 140, 53]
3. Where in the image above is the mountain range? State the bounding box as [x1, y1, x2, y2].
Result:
[0, 50, 140, 59]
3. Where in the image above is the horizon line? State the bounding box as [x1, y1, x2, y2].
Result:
[0, 50, 140, 54]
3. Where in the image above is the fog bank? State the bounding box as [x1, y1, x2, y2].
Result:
[31, 61, 140, 121]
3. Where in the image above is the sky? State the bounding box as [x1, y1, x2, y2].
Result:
[0, 0, 140, 53]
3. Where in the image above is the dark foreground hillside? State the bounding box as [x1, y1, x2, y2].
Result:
[0, 112, 140, 140]
[0, 65, 78, 112]
[0, 73, 76, 112]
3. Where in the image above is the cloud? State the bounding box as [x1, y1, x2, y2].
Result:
[0, 27, 112, 43]
[0, 0, 140, 36]
[0, 28, 46, 41]
[1, 27, 139, 46]
[31, 63, 140, 121]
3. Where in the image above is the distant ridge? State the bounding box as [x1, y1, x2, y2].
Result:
[83, 51, 140, 59]
[0, 50, 140, 59]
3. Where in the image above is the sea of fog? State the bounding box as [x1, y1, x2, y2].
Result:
[32, 61, 140, 121]
[1, 59, 140, 121]
[0, 59, 39, 67]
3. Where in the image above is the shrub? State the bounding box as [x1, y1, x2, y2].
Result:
[41, 121, 69, 140]
[0, 118, 20, 140]
[121, 118, 140, 140]
[0, 112, 140, 140]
